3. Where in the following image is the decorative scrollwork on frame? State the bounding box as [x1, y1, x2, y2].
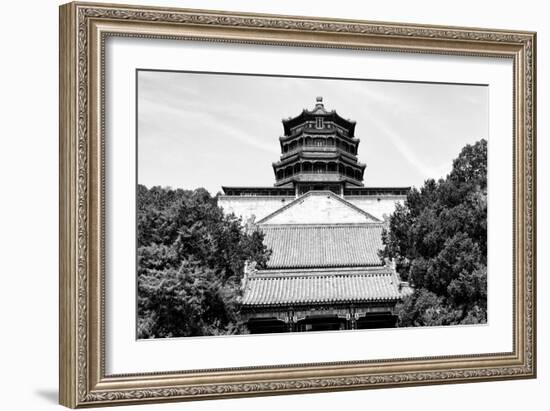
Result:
[69, 3, 536, 406]
[84, 366, 532, 403]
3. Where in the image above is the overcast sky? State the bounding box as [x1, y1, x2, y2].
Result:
[137, 70, 488, 195]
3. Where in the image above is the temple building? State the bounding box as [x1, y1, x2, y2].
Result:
[219, 97, 412, 334]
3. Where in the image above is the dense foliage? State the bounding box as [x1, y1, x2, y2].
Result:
[381, 139, 488, 326]
[137, 185, 270, 338]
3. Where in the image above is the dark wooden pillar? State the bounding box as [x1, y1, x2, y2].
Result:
[287, 310, 296, 332]
[347, 307, 357, 330]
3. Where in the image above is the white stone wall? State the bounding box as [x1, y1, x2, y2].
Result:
[219, 193, 406, 224]
[218, 196, 295, 222]
[345, 196, 405, 221]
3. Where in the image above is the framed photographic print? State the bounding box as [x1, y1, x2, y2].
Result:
[59, 2, 537, 408]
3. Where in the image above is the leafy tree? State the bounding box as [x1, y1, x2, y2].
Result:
[137, 185, 270, 338]
[381, 139, 487, 326]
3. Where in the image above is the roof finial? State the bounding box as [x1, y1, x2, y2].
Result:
[315, 96, 324, 108]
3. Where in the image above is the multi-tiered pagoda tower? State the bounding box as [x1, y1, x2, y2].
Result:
[273, 97, 366, 196]
[218, 98, 412, 334]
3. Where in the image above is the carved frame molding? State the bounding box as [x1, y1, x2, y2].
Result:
[59, 2, 536, 408]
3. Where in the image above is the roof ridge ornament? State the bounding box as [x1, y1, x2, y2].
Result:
[315, 96, 324, 109]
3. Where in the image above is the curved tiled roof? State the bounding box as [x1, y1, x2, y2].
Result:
[242, 268, 400, 307]
[261, 223, 385, 268]
[282, 98, 356, 136]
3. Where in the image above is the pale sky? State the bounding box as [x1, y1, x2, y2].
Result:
[137, 70, 488, 195]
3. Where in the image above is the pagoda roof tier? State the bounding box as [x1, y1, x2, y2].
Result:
[220, 186, 411, 197]
[282, 97, 356, 136]
[274, 173, 364, 187]
[221, 186, 295, 196]
[279, 146, 360, 162]
[344, 187, 411, 196]
[273, 152, 366, 169]
[242, 266, 401, 307]
[279, 128, 360, 142]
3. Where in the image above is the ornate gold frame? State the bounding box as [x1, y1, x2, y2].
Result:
[59, 2, 536, 408]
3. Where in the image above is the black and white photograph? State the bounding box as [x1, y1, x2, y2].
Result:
[136, 70, 488, 339]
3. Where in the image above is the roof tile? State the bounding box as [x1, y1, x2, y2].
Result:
[243, 268, 400, 306]
[261, 223, 385, 269]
